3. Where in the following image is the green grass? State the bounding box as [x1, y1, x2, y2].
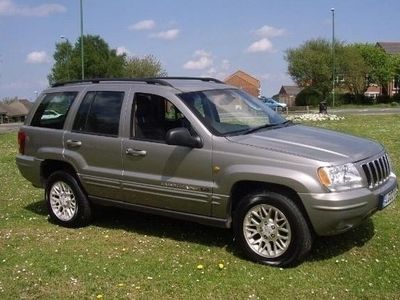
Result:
[1, 115, 399, 299]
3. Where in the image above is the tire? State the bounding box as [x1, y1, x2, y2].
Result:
[45, 171, 92, 227]
[234, 191, 312, 267]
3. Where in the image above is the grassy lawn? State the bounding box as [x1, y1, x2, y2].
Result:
[0, 115, 399, 299]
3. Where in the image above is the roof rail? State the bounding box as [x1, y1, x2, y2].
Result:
[51, 78, 174, 88]
[152, 77, 224, 84]
[51, 76, 224, 88]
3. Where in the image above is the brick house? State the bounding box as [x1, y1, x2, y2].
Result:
[376, 42, 400, 96]
[224, 70, 261, 97]
[278, 85, 303, 107]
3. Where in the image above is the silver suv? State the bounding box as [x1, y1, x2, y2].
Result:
[16, 78, 398, 266]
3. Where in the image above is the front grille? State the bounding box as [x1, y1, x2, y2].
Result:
[361, 153, 391, 189]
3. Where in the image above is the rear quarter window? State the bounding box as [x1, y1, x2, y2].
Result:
[31, 92, 78, 129]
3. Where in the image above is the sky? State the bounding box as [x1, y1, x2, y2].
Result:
[0, 0, 399, 100]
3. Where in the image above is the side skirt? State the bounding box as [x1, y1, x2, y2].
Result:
[90, 196, 231, 229]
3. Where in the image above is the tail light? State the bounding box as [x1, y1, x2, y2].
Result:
[18, 130, 26, 155]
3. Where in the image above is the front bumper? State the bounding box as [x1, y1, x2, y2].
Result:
[299, 175, 398, 236]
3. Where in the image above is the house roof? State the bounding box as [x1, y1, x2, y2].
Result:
[0, 100, 31, 117]
[0, 103, 8, 114]
[18, 99, 33, 111]
[224, 70, 260, 87]
[376, 42, 400, 55]
[279, 85, 302, 96]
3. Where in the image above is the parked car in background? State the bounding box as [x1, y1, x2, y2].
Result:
[41, 109, 63, 120]
[259, 96, 287, 110]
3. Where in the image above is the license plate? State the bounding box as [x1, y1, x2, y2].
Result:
[379, 188, 398, 209]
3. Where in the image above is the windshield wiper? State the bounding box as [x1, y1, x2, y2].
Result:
[224, 120, 294, 136]
[242, 120, 294, 135]
[281, 120, 293, 126]
[242, 123, 280, 135]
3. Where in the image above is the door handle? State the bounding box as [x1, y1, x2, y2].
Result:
[66, 139, 82, 148]
[126, 148, 147, 157]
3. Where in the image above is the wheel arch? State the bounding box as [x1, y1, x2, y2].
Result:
[41, 159, 78, 184]
[229, 180, 315, 234]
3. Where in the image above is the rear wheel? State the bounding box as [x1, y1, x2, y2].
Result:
[234, 191, 312, 267]
[46, 171, 91, 227]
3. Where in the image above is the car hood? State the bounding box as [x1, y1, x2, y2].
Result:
[226, 124, 383, 163]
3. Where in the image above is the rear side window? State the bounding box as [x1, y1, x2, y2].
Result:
[73, 91, 124, 136]
[31, 92, 77, 129]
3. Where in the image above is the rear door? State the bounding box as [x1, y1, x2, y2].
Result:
[121, 88, 213, 216]
[63, 86, 129, 200]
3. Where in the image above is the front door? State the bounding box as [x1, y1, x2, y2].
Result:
[121, 90, 213, 216]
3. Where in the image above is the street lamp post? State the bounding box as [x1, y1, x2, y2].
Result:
[60, 36, 70, 80]
[80, 0, 84, 80]
[331, 8, 335, 107]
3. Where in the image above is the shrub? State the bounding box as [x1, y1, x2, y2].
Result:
[295, 87, 322, 106]
[376, 95, 392, 104]
[391, 101, 399, 107]
[326, 93, 345, 106]
[391, 93, 400, 103]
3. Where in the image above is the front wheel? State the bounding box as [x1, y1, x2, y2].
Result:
[234, 191, 312, 267]
[46, 171, 92, 227]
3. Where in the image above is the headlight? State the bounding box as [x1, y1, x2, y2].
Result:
[318, 163, 363, 192]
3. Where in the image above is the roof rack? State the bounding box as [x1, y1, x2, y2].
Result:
[51, 77, 224, 88]
[51, 78, 174, 88]
[152, 77, 224, 84]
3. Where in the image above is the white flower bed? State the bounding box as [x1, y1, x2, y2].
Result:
[286, 113, 344, 122]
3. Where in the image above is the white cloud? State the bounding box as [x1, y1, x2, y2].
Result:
[205, 68, 228, 80]
[183, 50, 213, 70]
[150, 29, 180, 40]
[246, 25, 285, 54]
[246, 38, 274, 53]
[128, 19, 155, 31]
[193, 49, 210, 57]
[207, 67, 217, 75]
[205, 59, 230, 79]
[116, 46, 131, 56]
[26, 51, 49, 64]
[0, 0, 66, 17]
[221, 59, 230, 70]
[255, 25, 286, 38]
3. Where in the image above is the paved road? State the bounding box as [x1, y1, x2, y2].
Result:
[0, 123, 23, 133]
[329, 107, 400, 115]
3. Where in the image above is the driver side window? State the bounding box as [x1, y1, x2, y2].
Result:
[132, 93, 192, 142]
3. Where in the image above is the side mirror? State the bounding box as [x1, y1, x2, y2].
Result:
[166, 128, 203, 148]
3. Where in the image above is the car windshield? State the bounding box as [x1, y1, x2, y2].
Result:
[179, 89, 287, 136]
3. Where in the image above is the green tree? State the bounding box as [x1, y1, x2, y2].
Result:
[295, 87, 322, 106]
[355, 43, 394, 95]
[48, 35, 126, 84]
[336, 45, 369, 96]
[392, 54, 400, 92]
[123, 55, 167, 78]
[285, 39, 340, 98]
